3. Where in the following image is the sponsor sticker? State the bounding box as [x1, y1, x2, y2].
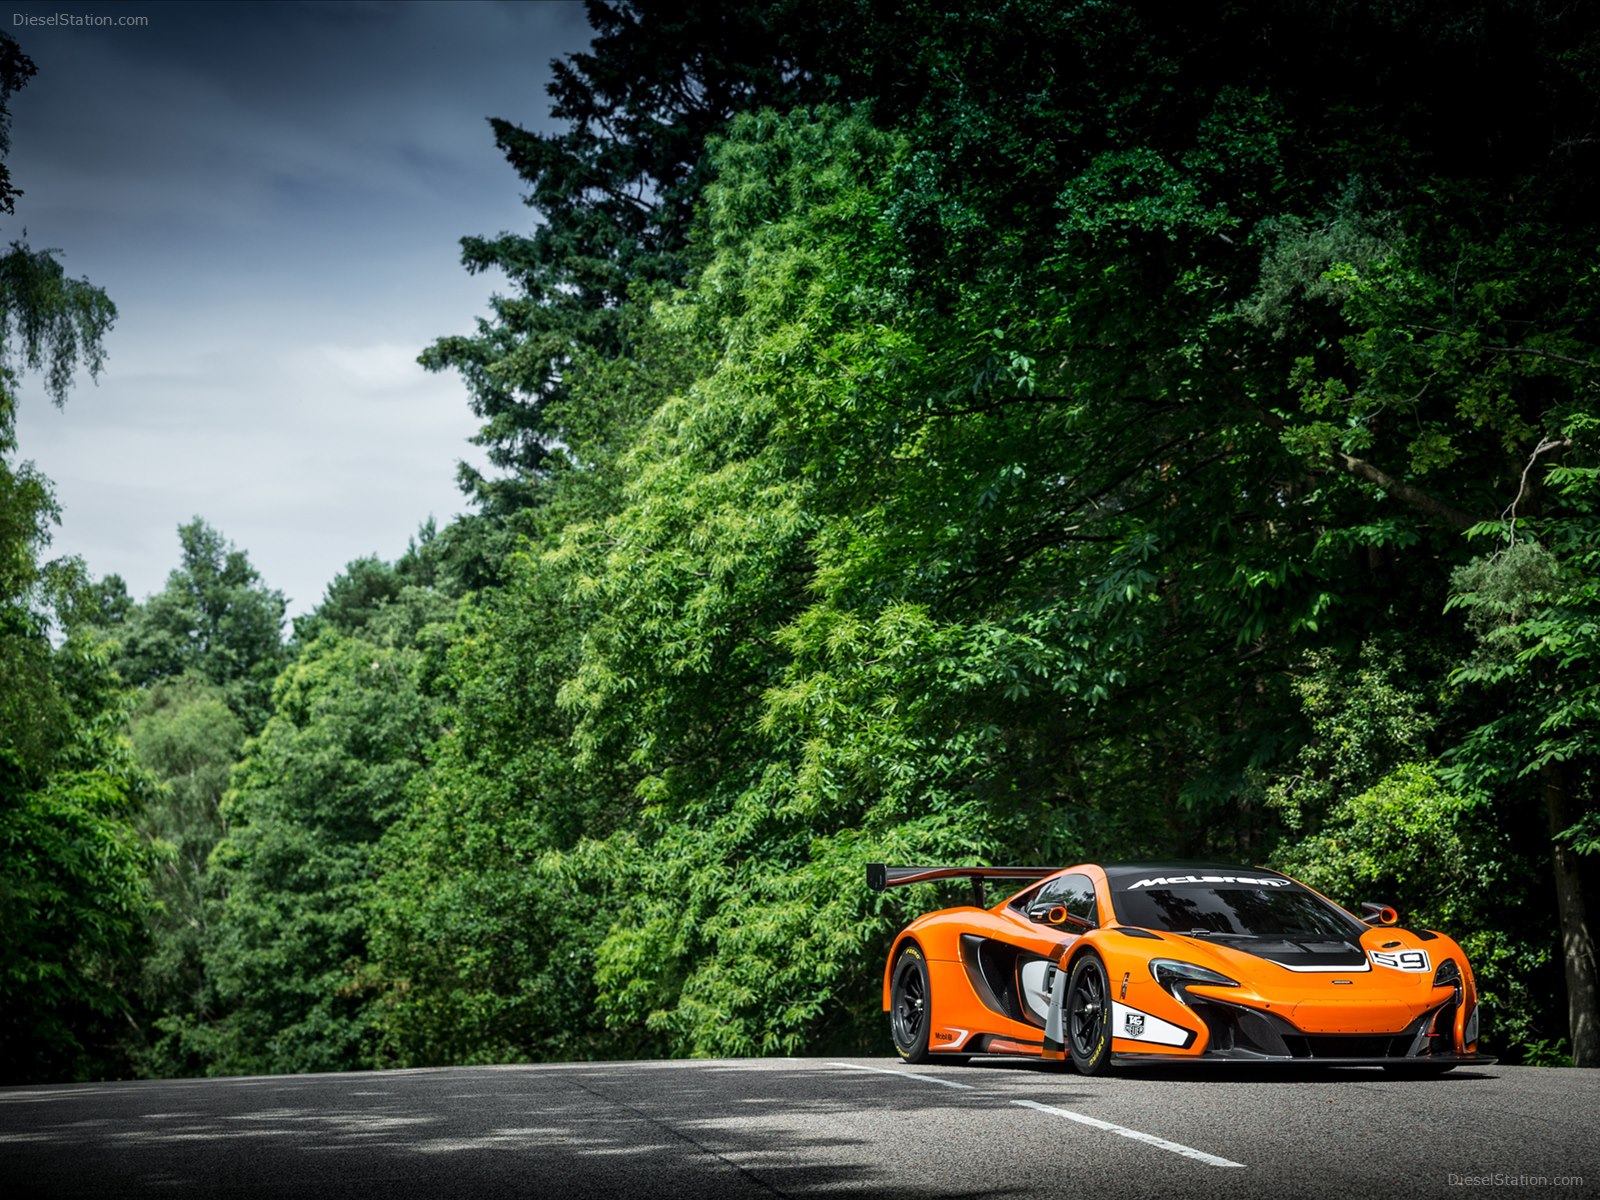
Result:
[1110, 1002, 1191, 1047]
[1369, 948, 1431, 972]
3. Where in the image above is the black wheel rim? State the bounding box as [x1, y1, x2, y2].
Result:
[1068, 964, 1105, 1056]
[892, 961, 925, 1048]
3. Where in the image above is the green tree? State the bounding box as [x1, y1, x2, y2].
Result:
[1447, 444, 1600, 1065]
[289, 520, 466, 647]
[0, 30, 149, 1084]
[419, 0, 822, 510]
[125, 675, 243, 1077]
[390, 0, 1599, 1066]
[0, 634, 156, 1083]
[1266, 653, 1556, 1055]
[115, 518, 287, 732]
[192, 603, 442, 1075]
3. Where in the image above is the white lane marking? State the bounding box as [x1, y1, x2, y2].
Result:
[1011, 1099, 1245, 1168]
[823, 1062, 975, 1091]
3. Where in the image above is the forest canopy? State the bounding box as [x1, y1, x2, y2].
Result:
[1, 0, 1595, 1081]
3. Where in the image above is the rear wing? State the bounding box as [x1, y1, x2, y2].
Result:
[866, 862, 1060, 908]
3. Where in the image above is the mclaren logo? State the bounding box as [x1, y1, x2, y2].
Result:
[1124, 1013, 1145, 1036]
[1126, 874, 1293, 889]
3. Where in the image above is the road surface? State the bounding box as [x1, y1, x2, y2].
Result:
[3, 1057, 1595, 1198]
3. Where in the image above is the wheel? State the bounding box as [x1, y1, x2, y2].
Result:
[890, 945, 934, 1063]
[1065, 953, 1113, 1076]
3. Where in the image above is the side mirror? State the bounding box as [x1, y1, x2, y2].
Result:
[1029, 903, 1094, 930]
[1360, 901, 1400, 927]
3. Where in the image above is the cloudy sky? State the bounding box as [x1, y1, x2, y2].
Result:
[9, 0, 591, 615]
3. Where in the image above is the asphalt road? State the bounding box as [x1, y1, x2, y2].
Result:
[2, 1057, 1596, 1199]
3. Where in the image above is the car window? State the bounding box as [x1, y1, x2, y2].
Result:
[1025, 873, 1098, 925]
[1113, 883, 1365, 939]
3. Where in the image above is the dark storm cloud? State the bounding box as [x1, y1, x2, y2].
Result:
[7, 0, 590, 614]
[15, 1, 580, 246]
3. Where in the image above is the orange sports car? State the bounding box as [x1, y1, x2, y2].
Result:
[869, 861, 1494, 1075]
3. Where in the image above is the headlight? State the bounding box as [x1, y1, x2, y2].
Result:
[1150, 959, 1240, 1002]
[1432, 958, 1462, 989]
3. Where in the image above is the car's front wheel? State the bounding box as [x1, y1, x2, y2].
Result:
[890, 945, 934, 1064]
[1065, 953, 1113, 1076]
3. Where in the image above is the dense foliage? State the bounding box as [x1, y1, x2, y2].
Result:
[3, 2, 1596, 1080]
[0, 32, 154, 1083]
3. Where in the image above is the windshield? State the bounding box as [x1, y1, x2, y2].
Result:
[1113, 883, 1366, 940]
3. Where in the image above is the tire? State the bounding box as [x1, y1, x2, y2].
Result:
[1065, 953, 1113, 1076]
[890, 945, 934, 1064]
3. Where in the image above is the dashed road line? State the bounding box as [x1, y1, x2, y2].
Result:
[823, 1062, 975, 1090]
[821, 1062, 1245, 1169]
[1011, 1098, 1245, 1168]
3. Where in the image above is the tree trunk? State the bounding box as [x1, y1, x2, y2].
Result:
[1543, 761, 1598, 1066]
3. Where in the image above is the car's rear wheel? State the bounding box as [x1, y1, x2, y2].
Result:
[1065, 953, 1113, 1076]
[890, 945, 935, 1064]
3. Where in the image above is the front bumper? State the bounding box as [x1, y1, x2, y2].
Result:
[1113, 992, 1492, 1067]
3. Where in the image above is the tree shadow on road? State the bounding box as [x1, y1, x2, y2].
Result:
[0, 1061, 1043, 1199]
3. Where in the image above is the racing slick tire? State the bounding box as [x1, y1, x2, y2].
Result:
[1065, 952, 1113, 1076]
[890, 945, 940, 1064]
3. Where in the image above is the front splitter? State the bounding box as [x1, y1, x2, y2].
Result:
[1110, 1052, 1497, 1068]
